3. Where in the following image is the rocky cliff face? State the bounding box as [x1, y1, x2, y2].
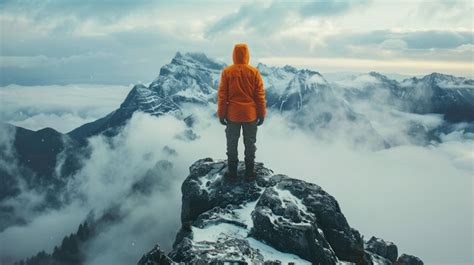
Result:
[138, 158, 424, 265]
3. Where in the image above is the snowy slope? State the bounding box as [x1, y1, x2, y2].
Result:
[149, 52, 225, 104]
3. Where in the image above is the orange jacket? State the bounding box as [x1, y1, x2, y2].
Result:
[217, 44, 266, 122]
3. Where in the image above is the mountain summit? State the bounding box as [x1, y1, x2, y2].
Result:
[137, 158, 424, 265]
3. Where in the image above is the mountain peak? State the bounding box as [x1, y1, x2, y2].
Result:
[401, 72, 474, 90]
[138, 158, 424, 265]
[427, 72, 453, 78]
[422, 72, 456, 83]
[405, 72, 458, 84]
[368, 71, 385, 78]
[173, 51, 183, 59]
[257, 63, 299, 75]
[282, 64, 298, 73]
[171, 51, 226, 70]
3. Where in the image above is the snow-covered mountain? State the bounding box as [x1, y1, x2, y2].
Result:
[338, 71, 474, 122]
[150, 52, 224, 104]
[399, 73, 474, 121]
[137, 158, 424, 265]
[257, 63, 330, 111]
[68, 52, 391, 149]
[68, 52, 474, 147]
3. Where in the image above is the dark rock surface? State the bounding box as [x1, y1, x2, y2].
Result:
[395, 254, 424, 265]
[365, 236, 398, 262]
[137, 245, 173, 265]
[249, 177, 364, 264]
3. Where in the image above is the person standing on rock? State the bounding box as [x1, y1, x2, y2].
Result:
[217, 43, 266, 181]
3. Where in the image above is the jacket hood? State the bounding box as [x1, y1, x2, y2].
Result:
[232, 43, 250, 64]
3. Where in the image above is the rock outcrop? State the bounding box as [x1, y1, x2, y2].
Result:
[365, 236, 398, 263]
[138, 158, 424, 265]
[137, 245, 173, 265]
[395, 254, 424, 265]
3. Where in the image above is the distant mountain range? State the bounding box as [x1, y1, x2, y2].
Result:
[67, 52, 474, 142]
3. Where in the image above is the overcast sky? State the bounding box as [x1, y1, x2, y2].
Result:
[0, 0, 473, 85]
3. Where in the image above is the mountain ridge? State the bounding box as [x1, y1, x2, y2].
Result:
[67, 51, 474, 142]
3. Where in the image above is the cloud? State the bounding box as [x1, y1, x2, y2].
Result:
[325, 29, 474, 52]
[0, 84, 130, 132]
[0, 201, 89, 264]
[259, 56, 473, 78]
[204, 0, 370, 38]
[415, 0, 473, 24]
[299, 0, 370, 17]
[379, 38, 408, 50]
[401, 30, 474, 49]
[1, 96, 473, 264]
[0, 0, 156, 22]
[8, 113, 97, 134]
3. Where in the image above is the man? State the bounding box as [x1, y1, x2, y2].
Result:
[217, 43, 266, 181]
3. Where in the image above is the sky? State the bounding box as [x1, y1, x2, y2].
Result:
[0, 0, 473, 86]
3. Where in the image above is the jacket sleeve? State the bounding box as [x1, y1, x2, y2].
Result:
[217, 70, 228, 118]
[255, 70, 266, 118]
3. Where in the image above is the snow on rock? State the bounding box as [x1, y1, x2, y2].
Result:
[137, 244, 173, 265]
[249, 175, 367, 264]
[149, 52, 225, 105]
[120, 84, 182, 116]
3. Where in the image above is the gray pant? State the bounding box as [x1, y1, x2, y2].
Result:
[225, 119, 258, 163]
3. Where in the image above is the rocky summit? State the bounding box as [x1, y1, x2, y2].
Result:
[137, 158, 423, 265]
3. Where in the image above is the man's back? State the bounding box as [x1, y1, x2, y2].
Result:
[217, 44, 266, 123]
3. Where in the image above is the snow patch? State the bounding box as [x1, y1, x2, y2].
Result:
[275, 188, 308, 213]
[192, 223, 247, 242]
[233, 200, 259, 229]
[246, 237, 312, 265]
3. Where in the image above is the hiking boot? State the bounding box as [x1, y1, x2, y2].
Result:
[244, 161, 256, 181]
[224, 160, 238, 181]
[182, 222, 193, 232]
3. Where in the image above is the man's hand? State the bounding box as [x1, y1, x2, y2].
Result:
[220, 117, 228, 126]
[257, 117, 264, 126]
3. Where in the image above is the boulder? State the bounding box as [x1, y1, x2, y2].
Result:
[395, 254, 424, 265]
[365, 236, 398, 262]
[137, 244, 173, 265]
